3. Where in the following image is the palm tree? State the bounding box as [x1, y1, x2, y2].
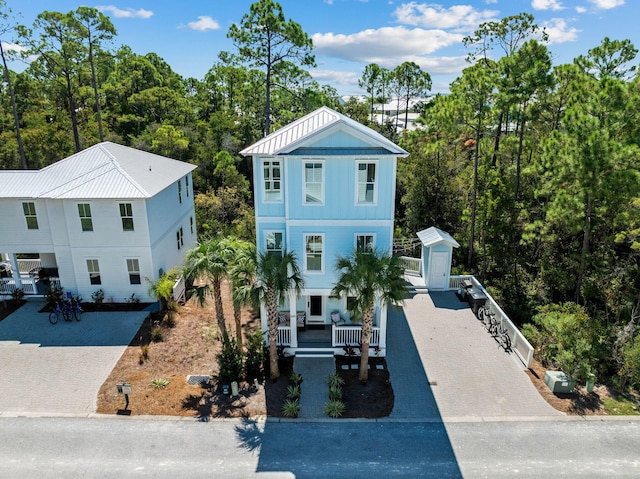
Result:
[226, 238, 258, 349]
[183, 236, 232, 342]
[331, 249, 407, 382]
[255, 250, 304, 379]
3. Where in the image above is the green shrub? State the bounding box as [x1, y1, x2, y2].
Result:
[326, 373, 344, 389]
[286, 385, 301, 400]
[324, 400, 346, 418]
[215, 338, 243, 386]
[290, 371, 303, 385]
[151, 326, 164, 342]
[151, 378, 170, 389]
[281, 399, 300, 418]
[619, 332, 640, 390]
[244, 329, 265, 381]
[328, 384, 343, 402]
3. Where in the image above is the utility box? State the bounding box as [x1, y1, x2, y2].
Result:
[467, 288, 488, 315]
[544, 370, 575, 393]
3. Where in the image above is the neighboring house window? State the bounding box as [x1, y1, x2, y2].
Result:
[266, 231, 284, 257]
[356, 234, 375, 253]
[119, 203, 134, 231]
[78, 204, 93, 231]
[178, 181, 182, 204]
[305, 234, 323, 272]
[177, 228, 184, 250]
[185, 175, 189, 197]
[263, 160, 282, 201]
[22, 202, 38, 230]
[126, 258, 141, 285]
[86, 259, 101, 285]
[356, 161, 377, 204]
[304, 161, 324, 204]
[190, 216, 194, 234]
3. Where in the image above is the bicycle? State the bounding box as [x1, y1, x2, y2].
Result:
[69, 296, 83, 321]
[48, 301, 70, 324]
[496, 324, 512, 351]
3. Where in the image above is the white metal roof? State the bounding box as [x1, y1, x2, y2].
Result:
[239, 106, 408, 157]
[1, 142, 196, 199]
[417, 227, 460, 248]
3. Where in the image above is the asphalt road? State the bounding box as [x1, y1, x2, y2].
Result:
[1, 417, 639, 478]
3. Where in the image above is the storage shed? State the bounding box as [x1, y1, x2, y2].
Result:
[417, 227, 459, 290]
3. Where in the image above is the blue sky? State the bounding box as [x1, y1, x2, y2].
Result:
[3, 0, 637, 95]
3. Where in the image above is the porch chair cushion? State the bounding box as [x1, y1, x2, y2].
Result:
[296, 312, 306, 328]
[278, 312, 287, 324]
[331, 311, 344, 325]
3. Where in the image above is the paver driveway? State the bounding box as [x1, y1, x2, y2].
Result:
[0, 300, 147, 416]
[398, 291, 562, 420]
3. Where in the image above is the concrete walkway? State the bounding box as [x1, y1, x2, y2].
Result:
[0, 299, 148, 416]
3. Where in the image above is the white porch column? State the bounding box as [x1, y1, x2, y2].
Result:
[8, 253, 22, 290]
[378, 301, 388, 350]
[289, 290, 298, 348]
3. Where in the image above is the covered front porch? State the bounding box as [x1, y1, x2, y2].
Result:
[0, 254, 60, 298]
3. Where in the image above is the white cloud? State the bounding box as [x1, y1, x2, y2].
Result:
[575, 6, 587, 13]
[312, 26, 464, 64]
[185, 16, 220, 31]
[532, 0, 564, 10]
[588, 0, 624, 9]
[96, 6, 154, 19]
[310, 69, 358, 86]
[543, 18, 580, 43]
[393, 2, 499, 30]
[1, 42, 26, 54]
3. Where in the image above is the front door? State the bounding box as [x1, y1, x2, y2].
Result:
[429, 252, 449, 289]
[307, 295, 324, 325]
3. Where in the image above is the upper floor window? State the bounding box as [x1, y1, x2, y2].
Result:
[266, 231, 284, 257]
[126, 258, 141, 285]
[22, 202, 38, 230]
[177, 227, 184, 250]
[86, 259, 101, 285]
[263, 160, 282, 201]
[304, 162, 324, 204]
[178, 181, 183, 204]
[190, 216, 194, 235]
[356, 234, 375, 253]
[78, 204, 93, 231]
[305, 234, 323, 272]
[119, 203, 134, 231]
[185, 175, 190, 197]
[356, 161, 377, 204]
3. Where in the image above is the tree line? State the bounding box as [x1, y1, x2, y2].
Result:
[1, 1, 639, 390]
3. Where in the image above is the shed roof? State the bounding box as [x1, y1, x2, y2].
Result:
[417, 227, 460, 248]
[240, 106, 408, 157]
[1, 142, 196, 199]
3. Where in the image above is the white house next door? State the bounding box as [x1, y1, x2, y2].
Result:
[429, 252, 449, 289]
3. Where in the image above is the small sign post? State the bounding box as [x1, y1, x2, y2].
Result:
[117, 382, 132, 411]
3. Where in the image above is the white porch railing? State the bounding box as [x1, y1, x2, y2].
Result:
[400, 256, 422, 276]
[450, 275, 534, 368]
[0, 277, 37, 295]
[333, 325, 380, 347]
[276, 325, 291, 346]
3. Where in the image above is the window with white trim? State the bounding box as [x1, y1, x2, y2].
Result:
[178, 180, 182, 204]
[304, 162, 324, 204]
[176, 227, 184, 250]
[126, 258, 141, 285]
[305, 234, 323, 272]
[185, 175, 189, 197]
[265, 231, 284, 257]
[356, 161, 377, 204]
[119, 203, 134, 231]
[356, 234, 375, 253]
[86, 259, 101, 285]
[78, 204, 93, 231]
[22, 202, 38, 230]
[263, 160, 282, 201]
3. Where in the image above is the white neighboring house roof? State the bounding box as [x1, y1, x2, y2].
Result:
[239, 106, 408, 157]
[417, 227, 460, 248]
[0, 142, 196, 199]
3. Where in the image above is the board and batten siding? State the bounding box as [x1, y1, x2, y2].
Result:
[0, 198, 55, 252]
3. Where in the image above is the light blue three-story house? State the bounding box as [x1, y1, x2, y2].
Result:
[241, 106, 408, 357]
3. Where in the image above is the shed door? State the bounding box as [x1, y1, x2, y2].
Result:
[429, 252, 449, 289]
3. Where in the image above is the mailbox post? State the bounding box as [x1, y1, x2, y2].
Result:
[117, 382, 132, 410]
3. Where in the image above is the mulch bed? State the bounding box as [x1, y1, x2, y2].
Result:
[0, 299, 26, 322]
[336, 356, 394, 418]
[264, 355, 296, 417]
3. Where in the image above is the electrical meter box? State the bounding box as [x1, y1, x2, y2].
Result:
[544, 370, 575, 393]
